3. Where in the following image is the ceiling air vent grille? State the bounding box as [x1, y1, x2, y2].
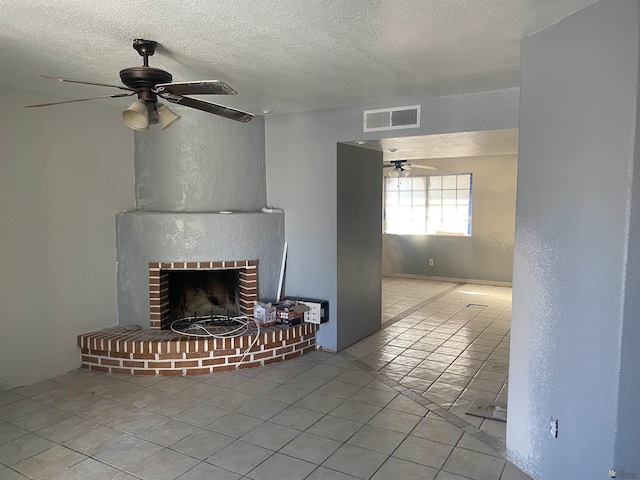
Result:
[363, 105, 420, 132]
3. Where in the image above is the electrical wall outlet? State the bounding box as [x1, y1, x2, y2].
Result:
[550, 417, 559, 438]
[429, 259, 434, 266]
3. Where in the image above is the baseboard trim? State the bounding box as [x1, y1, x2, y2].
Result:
[382, 273, 512, 287]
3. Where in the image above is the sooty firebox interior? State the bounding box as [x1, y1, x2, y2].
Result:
[168, 269, 240, 323]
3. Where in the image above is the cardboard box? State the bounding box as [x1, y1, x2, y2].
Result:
[276, 302, 310, 322]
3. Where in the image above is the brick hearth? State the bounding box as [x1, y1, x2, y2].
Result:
[78, 323, 317, 376]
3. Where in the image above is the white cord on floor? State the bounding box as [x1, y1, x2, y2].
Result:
[170, 315, 261, 369]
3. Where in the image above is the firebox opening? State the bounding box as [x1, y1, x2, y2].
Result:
[168, 269, 241, 324]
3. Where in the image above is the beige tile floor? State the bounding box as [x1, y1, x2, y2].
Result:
[361, 277, 512, 435]
[0, 278, 530, 480]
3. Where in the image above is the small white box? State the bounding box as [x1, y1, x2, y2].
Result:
[254, 301, 276, 326]
[299, 301, 326, 325]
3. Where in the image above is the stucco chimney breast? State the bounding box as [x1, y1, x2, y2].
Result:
[116, 113, 284, 328]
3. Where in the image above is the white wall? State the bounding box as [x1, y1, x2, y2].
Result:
[265, 88, 519, 351]
[0, 87, 134, 390]
[383, 154, 517, 283]
[508, 1, 640, 477]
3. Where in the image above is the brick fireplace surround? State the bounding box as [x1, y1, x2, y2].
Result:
[149, 260, 258, 330]
[78, 259, 318, 375]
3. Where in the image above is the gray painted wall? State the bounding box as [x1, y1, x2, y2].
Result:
[337, 143, 383, 350]
[383, 154, 517, 283]
[116, 212, 285, 327]
[617, 99, 640, 470]
[0, 87, 134, 390]
[508, 1, 640, 477]
[134, 111, 266, 211]
[265, 88, 519, 351]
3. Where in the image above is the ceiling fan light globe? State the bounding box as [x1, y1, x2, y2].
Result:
[401, 169, 411, 177]
[389, 169, 400, 178]
[122, 100, 149, 130]
[156, 103, 181, 130]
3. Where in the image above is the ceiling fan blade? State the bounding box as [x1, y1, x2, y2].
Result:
[161, 95, 254, 123]
[155, 80, 237, 96]
[410, 164, 438, 170]
[26, 92, 136, 108]
[41, 75, 135, 92]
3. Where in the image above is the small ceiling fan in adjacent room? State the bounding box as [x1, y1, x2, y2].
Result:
[26, 39, 254, 131]
[384, 159, 437, 177]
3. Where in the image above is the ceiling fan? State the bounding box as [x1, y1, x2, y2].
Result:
[384, 160, 437, 177]
[26, 39, 254, 131]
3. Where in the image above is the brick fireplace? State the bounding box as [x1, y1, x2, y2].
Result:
[149, 260, 258, 330]
[76, 114, 313, 376]
[79, 214, 314, 376]
[115, 211, 284, 329]
[80, 254, 320, 376]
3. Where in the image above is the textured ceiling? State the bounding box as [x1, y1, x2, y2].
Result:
[347, 128, 519, 160]
[0, 0, 597, 116]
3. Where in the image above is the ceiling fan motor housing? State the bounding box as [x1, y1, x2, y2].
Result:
[119, 67, 172, 101]
[120, 39, 172, 102]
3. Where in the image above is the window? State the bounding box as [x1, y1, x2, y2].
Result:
[384, 173, 472, 236]
[384, 176, 427, 234]
[426, 174, 472, 235]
